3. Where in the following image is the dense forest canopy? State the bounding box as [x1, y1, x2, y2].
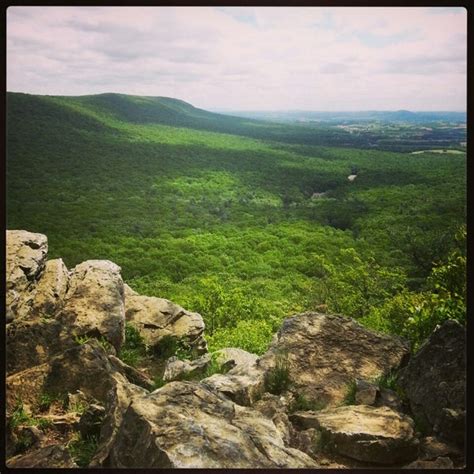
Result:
[6, 92, 466, 354]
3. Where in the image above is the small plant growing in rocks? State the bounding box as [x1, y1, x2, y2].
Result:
[264, 351, 291, 395]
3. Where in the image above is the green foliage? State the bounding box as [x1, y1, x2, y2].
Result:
[203, 353, 230, 378]
[342, 380, 357, 405]
[69, 401, 88, 415]
[360, 227, 466, 350]
[312, 248, 406, 319]
[289, 393, 326, 413]
[206, 319, 275, 355]
[68, 434, 99, 468]
[10, 400, 32, 429]
[97, 336, 114, 353]
[15, 433, 34, 454]
[264, 352, 292, 395]
[74, 334, 91, 345]
[118, 323, 147, 367]
[38, 392, 56, 412]
[374, 371, 398, 392]
[6, 92, 465, 356]
[10, 399, 53, 430]
[151, 375, 166, 391]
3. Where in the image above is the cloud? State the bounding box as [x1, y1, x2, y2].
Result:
[7, 6, 467, 111]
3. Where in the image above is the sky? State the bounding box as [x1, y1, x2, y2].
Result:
[7, 6, 467, 111]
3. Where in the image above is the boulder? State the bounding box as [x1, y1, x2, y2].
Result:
[6, 444, 78, 468]
[58, 260, 125, 351]
[355, 379, 378, 406]
[213, 347, 258, 371]
[404, 457, 454, 469]
[6, 363, 51, 414]
[375, 387, 403, 412]
[31, 258, 69, 317]
[252, 393, 294, 445]
[202, 361, 266, 406]
[90, 376, 148, 467]
[44, 339, 130, 403]
[258, 312, 409, 406]
[108, 355, 154, 390]
[419, 436, 463, 463]
[298, 405, 419, 464]
[6, 230, 48, 321]
[79, 404, 107, 438]
[6, 318, 71, 375]
[399, 320, 465, 447]
[105, 381, 317, 468]
[124, 284, 206, 354]
[163, 354, 211, 382]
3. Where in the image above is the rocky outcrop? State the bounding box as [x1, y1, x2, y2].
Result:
[31, 258, 70, 317]
[202, 360, 266, 406]
[124, 284, 207, 355]
[163, 354, 211, 382]
[58, 260, 125, 351]
[214, 347, 258, 371]
[290, 405, 418, 464]
[258, 312, 410, 407]
[6, 445, 78, 468]
[105, 381, 317, 468]
[6, 230, 48, 322]
[5, 230, 466, 469]
[6, 318, 70, 374]
[399, 320, 466, 447]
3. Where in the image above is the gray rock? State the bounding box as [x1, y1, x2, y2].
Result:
[91, 376, 148, 467]
[124, 284, 207, 355]
[58, 260, 125, 351]
[258, 312, 410, 407]
[6, 230, 48, 321]
[375, 387, 403, 411]
[163, 354, 211, 382]
[6, 444, 78, 468]
[31, 258, 69, 317]
[293, 405, 419, 464]
[108, 355, 154, 390]
[399, 320, 465, 447]
[79, 403, 107, 438]
[404, 456, 454, 469]
[213, 347, 258, 371]
[6, 318, 71, 375]
[202, 361, 266, 406]
[106, 381, 317, 468]
[355, 379, 378, 405]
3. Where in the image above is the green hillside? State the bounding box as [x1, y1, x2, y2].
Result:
[6, 92, 466, 353]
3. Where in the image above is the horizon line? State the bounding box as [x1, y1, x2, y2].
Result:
[6, 90, 466, 114]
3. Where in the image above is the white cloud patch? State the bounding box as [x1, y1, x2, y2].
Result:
[7, 6, 466, 110]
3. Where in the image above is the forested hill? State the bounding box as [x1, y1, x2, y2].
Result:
[8, 92, 465, 152]
[7, 91, 466, 356]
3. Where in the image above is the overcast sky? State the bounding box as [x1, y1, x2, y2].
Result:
[7, 6, 467, 111]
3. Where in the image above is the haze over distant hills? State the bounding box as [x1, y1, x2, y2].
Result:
[212, 110, 467, 124]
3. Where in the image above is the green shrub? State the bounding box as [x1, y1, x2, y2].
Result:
[289, 393, 326, 413]
[38, 392, 56, 412]
[206, 319, 275, 355]
[342, 380, 357, 405]
[264, 352, 291, 395]
[118, 323, 147, 367]
[10, 400, 31, 429]
[68, 434, 99, 468]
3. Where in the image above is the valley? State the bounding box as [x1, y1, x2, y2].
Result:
[6, 92, 466, 353]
